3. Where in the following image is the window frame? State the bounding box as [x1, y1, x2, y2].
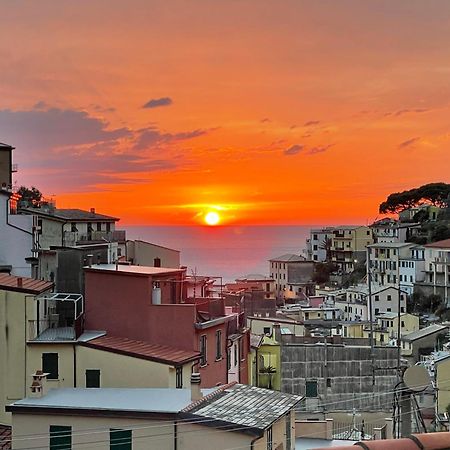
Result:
[50, 425, 71, 450]
[42, 353, 59, 380]
[200, 334, 207, 366]
[85, 369, 101, 388]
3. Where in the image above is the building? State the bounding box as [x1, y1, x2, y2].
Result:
[0, 273, 53, 424]
[84, 264, 248, 387]
[269, 254, 315, 300]
[7, 381, 302, 450]
[125, 239, 180, 267]
[227, 274, 276, 300]
[0, 142, 15, 190]
[370, 218, 420, 243]
[307, 227, 334, 262]
[415, 239, 450, 306]
[330, 226, 373, 273]
[399, 245, 426, 295]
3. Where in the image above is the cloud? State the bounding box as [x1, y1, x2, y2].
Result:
[260, 118, 271, 123]
[142, 97, 173, 109]
[384, 109, 429, 117]
[307, 144, 333, 155]
[304, 120, 321, 126]
[284, 144, 303, 156]
[33, 101, 50, 110]
[398, 137, 421, 149]
[0, 107, 130, 151]
[133, 128, 210, 151]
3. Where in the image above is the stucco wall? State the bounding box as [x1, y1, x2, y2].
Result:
[126, 240, 180, 268]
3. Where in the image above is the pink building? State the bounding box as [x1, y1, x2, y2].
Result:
[84, 264, 236, 387]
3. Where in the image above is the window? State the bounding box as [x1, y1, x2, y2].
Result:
[96, 222, 101, 231]
[375, 308, 379, 315]
[43, 353, 58, 380]
[50, 425, 71, 450]
[200, 335, 207, 366]
[215, 330, 222, 360]
[375, 295, 379, 302]
[326, 378, 331, 388]
[106, 222, 111, 232]
[267, 426, 273, 450]
[401, 321, 405, 328]
[239, 337, 245, 361]
[153, 257, 161, 267]
[401, 307, 405, 313]
[380, 334, 384, 342]
[85, 369, 100, 388]
[387, 308, 391, 312]
[234, 344, 238, 366]
[263, 327, 271, 335]
[176, 367, 183, 388]
[110, 429, 132, 450]
[387, 295, 392, 302]
[70, 223, 78, 232]
[305, 380, 318, 398]
[313, 245, 318, 250]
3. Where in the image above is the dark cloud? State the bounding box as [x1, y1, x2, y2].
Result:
[90, 104, 116, 113]
[284, 144, 303, 156]
[33, 101, 50, 110]
[142, 97, 173, 109]
[398, 137, 421, 149]
[304, 120, 321, 126]
[0, 107, 130, 151]
[260, 118, 271, 123]
[307, 144, 333, 155]
[385, 109, 429, 117]
[133, 128, 209, 151]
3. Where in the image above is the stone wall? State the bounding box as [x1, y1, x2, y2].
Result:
[281, 343, 399, 411]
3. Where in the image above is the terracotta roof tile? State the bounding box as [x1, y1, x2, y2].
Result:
[0, 274, 53, 295]
[354, 439, 419, 450]
[80, 335, 201, 365]
[411, 432, 450, 449]
[0, 425, 11, 450]
[424, 238, 450, 249]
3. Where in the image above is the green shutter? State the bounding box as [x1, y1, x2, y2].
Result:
[85, 369, 100, 388]
[305, 381, 318, 398]
[110, 429, 132, 450]
[50, 425, 71, 450]
[43, 353, 59, 380]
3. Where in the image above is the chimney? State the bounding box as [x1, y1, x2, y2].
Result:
[30, 370, 49, 398]
[90, 207, 96, 214]
[17, 277, 23, 288]
[86, 254, 93, 268]
[190, 372, 202, 402]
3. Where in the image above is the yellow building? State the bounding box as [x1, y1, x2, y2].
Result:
[248, 334, 281, 390]
[8, 382, 302, 450]
[0, 273, 53, 425]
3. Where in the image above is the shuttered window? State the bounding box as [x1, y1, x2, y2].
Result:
[85, 369, 100, 388]
[110, 429, 132, 450]
[50, 425, 71, 450]
[42, 353, 58, 380]
[305, 380, 318, 398]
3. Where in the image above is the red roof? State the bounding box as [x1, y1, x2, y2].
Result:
[0, 425, 11, 450]
[80, 335, 201, 365]
[0, 274, 53, 295]
[425, 238, 450, 248]
[310, 432, 450, 450]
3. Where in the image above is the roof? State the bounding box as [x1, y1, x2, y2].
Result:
[184, 384, 303, 432]
[378, 312, 408, 320]
[269, 254, 307, 262]
[84, 264, 184, 276]
[29, 329, 106, 343]
[7, 387, 215, 415]
[309, 432, 450, 450]
[80, 335, 201, 365]
[425, 238, 450, 249]
[19, 207, 119, 222]
[402, 324, 448, 342]
[0, 142, 14, 149]
[0, 274, 53, 295]
[0, 425, 11, 450]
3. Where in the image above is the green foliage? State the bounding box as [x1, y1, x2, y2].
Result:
[312, 262, 338, 284]
[379, 182, 450, 214]
[430, 224, 450, 242]
[259, 365, 276, 374]
[17, 186, 43, 208]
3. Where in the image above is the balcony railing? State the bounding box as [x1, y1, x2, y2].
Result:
[28, 315, 84, 341]
[64, 230, 126, 246]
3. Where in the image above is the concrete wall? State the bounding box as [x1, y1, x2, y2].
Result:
[11, 413, 174, 450]
[281, 344, 398, 411]
[126, 240, 180, 268]
[436, 358, 450, 414]
[0, 289, 36, 424]
[0, 194, 34, 276]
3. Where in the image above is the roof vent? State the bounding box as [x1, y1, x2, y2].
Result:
[191, 372, 202, 402]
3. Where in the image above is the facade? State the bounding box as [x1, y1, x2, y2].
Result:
[307, 227, 334, 262]
[330, 226, 373, 273]
[371, 286, 408, 316]
[399, 245, 426, 295]
[227, 274, 276, 300]
[370, 218, 419, 243]
[7, 383, 302, 450]
[269, 254, 315, 300]
[248, 334, 281, 390]
[415, 239, 450, 306]
[0, 273, 53, 424]
[125, 239, 180, 268]
[84, 264, 246, 387]
[401, 324, 448, 363]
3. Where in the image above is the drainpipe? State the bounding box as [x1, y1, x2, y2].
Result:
[173, 419, 178, 450]
[73, 344, 77, 387]
[250, 434, 263, 449]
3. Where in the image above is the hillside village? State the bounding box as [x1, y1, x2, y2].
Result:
[1, 142, 450, 449]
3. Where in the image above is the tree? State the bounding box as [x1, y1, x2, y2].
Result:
[379, 182, 450, 214]
[318, 237, 332, 263]
[16, 186, 43, 209]
[312, 262, 338, 284]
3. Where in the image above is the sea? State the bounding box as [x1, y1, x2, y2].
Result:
[124, 225, 319, 282]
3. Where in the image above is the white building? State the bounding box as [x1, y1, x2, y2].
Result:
[307, 227, 334, 262]
[399, 245, 426, 295]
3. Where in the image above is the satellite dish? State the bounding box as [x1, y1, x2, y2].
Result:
[403, 366, 432, 392]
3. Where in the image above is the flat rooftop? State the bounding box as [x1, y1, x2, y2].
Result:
[84, 264, 184, 276]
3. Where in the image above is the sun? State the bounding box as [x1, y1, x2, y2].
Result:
[204, 211, 220, 226]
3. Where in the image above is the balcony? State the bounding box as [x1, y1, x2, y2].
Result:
[64, 230, 126, 246]
[28, 293, 84, 341]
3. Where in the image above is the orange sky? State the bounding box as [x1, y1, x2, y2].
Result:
[1, 1, 449, 225]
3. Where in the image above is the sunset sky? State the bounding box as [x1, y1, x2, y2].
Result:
[1, 0, 449, 225]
